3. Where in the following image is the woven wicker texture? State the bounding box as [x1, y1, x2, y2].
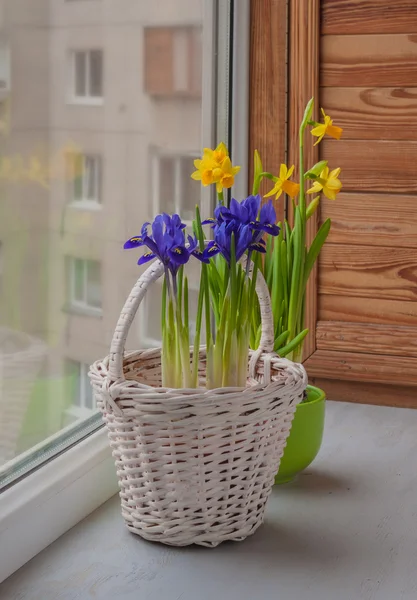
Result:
[90, 259, 307, 547]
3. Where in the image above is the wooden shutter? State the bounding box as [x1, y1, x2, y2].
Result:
[250, 0, 417, 406]
[144, 28, 174, 96]
[302, 0, 417, 406]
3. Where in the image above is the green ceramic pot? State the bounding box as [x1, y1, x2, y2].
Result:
[275, 384, 326, 484]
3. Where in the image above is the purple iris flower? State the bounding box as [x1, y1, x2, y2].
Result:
[124, 213, 207, 274]
[202, 195, 280, 238]
[197, 219, 264, 265]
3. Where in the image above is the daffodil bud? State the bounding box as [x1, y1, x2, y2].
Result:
[304, 160, 328, 180]
[306, 197, 320, 219]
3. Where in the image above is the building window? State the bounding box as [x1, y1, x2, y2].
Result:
[65, 360, 95, 421]
[68, 153, 102, 206]
[70, 50, 103, 103]
[67, 258, 102, 313]
[144, 27, 202, 97]
[152, 152, 197, 222]
[0, 36, 10, 92]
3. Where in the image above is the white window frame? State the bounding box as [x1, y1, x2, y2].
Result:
[0, 0, 248, 582]
[68, 153, 102, 210]
[68, 49, 104, 106]
[151, 151, 198, 225]
[67, 257, 103, 317]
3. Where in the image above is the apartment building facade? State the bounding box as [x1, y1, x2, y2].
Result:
[0, 0, 204, 448]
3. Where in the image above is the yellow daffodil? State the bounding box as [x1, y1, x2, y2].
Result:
[191, 142, 240, 192]
[311, 109, 343, 145]
[264, 164, 300, 199]
[307, 166, 342, 200]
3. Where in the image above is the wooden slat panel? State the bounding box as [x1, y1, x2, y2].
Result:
[305, 349, 417, 386]
[320, 87, 417, 141]
[319, 244, 417, 302]
[321, 34, 417, 87]
[319, 295, 417, 327]
[309, 378, 417, 409]
[322, 0, 417, 36]
[288, 0, 320, 360]
[321, 140, 417, 193]
[316, 321, 417, 357]
[321, 193, 417, 248]
[249, 0, 287, 225]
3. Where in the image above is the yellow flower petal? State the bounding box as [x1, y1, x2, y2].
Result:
[221, 173, 234, 189]
[201, 170, 214, 186]
[329, 167, 341, 179]
[327, 125, 343, 140]
[287, 164, 295, 178]
[282, 179, 300, 198]
[323, 187, 338, 201]
[311, 124, 325, 137]
[307, 181, 322, 194]
[191, 170, 202, 181]
[279, 163, 288, 180]
[264, 181, 281, 199]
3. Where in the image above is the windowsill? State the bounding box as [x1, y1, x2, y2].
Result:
[67, 96, 104, 107]
[64, 405, 96, 425]
[67, 200, 102, 211]
[63, 303, 103, 319]
[3, 401, 417, 596]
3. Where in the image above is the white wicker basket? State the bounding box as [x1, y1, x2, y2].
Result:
[90, 260, 307, 547]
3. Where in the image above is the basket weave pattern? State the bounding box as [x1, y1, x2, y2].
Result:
[90, 260, 307, 547]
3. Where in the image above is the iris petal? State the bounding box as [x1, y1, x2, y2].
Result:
[124, 236, 143, 249]
[138, 252, 156, 265]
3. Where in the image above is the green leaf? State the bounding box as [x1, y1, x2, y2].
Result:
[304, 160, 328, 180]
[304, 218, 331, 286]
[276, 328, 309, 358]
[273, 329, 289, 352]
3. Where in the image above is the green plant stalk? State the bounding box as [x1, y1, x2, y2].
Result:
[194, 206, 212, 386]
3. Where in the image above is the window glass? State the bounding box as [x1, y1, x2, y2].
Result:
[74, 51, 86, 97]
[89, 50, 103, 97]
[86, 260, 102, 309]
[0, 0, 225, 489]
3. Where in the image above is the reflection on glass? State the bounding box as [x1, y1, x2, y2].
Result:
[0, 0, 205, 476]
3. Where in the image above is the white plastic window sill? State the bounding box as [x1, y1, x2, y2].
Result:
[68, 200, 102, 211]
[64, 303, 103, 319]
[0, 427, 118, 582]
[67, 96, 104, 107]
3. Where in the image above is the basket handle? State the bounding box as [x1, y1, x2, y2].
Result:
[107, 256, 275, 383]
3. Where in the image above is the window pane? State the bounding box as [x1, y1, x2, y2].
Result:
[0, 0, 221, 488]
[85, 156, 99, 201]
[181, 157, 197, 221]
[86, 260, 101, 309]
[158, 156, 176, 214]
[74, 51, 86, 97]
[89, 50, 103, 97]
[73, 258, 85, 303]
[66, 360, 81, 408]
[72, 154, 84, 201]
